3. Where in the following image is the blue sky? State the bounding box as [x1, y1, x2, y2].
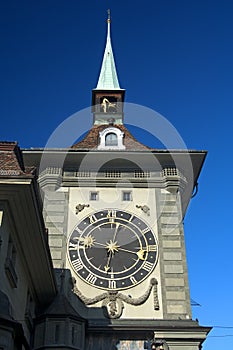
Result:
[1, 1, 233, 348]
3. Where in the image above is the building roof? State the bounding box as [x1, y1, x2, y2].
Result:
[72, 124, 150, 150]
[95, 11, 122, 90]
[41, 293, 85, 320]
[0, 141, 35, 177]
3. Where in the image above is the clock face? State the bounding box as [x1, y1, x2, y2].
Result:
[68, 209, 158, 291]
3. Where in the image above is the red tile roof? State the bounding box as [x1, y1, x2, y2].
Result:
[0, 141, 35, 177]
[72, 124, 150, 151]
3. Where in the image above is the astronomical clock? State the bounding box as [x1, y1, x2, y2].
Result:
[68, 209, 158, 291]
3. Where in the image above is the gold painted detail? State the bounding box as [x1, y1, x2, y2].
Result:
[75, 203, 90, 215]
[106, 240, 119, 253]
[107, 9, 111, 23]
[75, 235, 95, 248]
[137, 249, 146, 260]
[136, 204, 150, 216]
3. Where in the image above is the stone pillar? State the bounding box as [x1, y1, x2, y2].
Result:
[157, 168, 191, 320]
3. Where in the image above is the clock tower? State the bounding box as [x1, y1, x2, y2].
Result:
[23, 11, 211, 350]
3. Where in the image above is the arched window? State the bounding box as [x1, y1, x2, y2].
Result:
[105, 133, 118, 146]
[98, 127, 125, 150]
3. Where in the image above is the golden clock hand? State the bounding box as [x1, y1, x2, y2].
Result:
[117, 247, 147, 260]
[104, 239, 121, 272]
[112, 222, 120, 242]
[103, 223, 121, 258]
[76, 239, 106, 248]
[104, 253, 112, 272]
[92, 241, 106, 247]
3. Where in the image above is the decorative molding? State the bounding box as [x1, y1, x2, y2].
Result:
[38, 167, 63, 188]
[97, 126, 125, 150]
[102, 292, 124, 319]
[73, 278, 159, 318]
[136, 204, 150, 216]
[40, 167, 63, 176]
[153, 278, 159, 310]
[73, 283, 108, 305]
[75, 204, 90, 215]
[117, 279, 155, 306]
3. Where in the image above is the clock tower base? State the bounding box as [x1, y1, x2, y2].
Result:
[87, 319, 211, 350]
[33, 269, 211, 350]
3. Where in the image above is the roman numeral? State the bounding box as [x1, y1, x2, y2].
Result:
[89, 214, 98, 224]
[128, 215, 133, 222]
[68, 242, 77, 250]
[130, 276, 137, 285]
[72, 259, 83, 271]
[86, 273, 97, 285]
[107, 210, 117, 221]
[142, 261, 154, 272]
[108, 280, 116, 289]
[141, 227, 150, 235]
[74, 227, 83, 235]
[148, 245, 157, 251]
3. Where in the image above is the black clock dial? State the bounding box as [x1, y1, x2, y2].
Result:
[68, 209, 158, 291]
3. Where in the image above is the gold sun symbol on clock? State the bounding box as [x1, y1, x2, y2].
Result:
[106, 240, 120, 254]
[77, 235, 95, 248]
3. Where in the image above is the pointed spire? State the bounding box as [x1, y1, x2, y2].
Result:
[96, 10, 121, 90]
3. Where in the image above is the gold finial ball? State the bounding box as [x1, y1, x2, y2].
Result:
[107, 9, 111, 23]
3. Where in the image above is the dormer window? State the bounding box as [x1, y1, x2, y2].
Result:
[98, 127, 125, 150]
[105, 133, 118, 146]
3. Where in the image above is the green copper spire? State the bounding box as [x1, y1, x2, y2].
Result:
[96, 10, 121, 90]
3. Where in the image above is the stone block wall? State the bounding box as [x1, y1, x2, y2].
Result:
[156, 189, 191, 319]
[39, 167, 69, 268]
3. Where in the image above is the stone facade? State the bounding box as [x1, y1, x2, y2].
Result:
[157, 189, 191, 319]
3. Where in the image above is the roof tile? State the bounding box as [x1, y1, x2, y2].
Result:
[72, 124, 150, 151]
[0, 141, 35, 177]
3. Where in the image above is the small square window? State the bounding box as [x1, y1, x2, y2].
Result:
[90, 191, 98, 201]
[122, 191, 132, 201]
